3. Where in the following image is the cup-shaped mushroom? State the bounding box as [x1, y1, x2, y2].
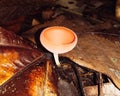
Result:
[40, 26, 78, 66]
[40, 26, 78, 53]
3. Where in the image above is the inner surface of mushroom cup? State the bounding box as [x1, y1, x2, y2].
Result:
[40, 26, 78, 54]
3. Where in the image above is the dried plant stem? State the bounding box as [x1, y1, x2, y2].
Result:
[98, 73, 103, 96]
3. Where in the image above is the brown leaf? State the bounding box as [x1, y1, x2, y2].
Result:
[0, 60, 58, 96]
[0, 0, 55, 23]
[61, 33, 120, 89]
[84, 82, 120, 96]
[0, 27, 43, 86]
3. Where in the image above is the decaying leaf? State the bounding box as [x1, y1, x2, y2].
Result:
[0, 27, 44, 86]
[0, 0, 56, 24]
[84, 81, 120, 96]
[0, 60, 58, 96]
[61, 33, 120, 89]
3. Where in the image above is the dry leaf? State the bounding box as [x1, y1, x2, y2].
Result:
[61, 33, 120, 89]
[0, 60, 58, 96]
[0, 27, 43, 86]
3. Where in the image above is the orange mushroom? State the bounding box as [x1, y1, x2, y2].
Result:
[40, 26, 78, 66]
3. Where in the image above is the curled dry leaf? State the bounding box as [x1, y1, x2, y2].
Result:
[0, 27, 43, 85]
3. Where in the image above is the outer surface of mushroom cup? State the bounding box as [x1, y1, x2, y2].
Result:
[40, 26, 78, 66]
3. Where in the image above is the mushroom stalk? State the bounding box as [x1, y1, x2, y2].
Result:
[53, 53, 60, 66]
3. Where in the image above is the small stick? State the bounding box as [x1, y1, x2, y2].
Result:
[98, 72, 103, 96]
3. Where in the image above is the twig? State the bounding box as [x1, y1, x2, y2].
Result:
[97, 72, 103, 96]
